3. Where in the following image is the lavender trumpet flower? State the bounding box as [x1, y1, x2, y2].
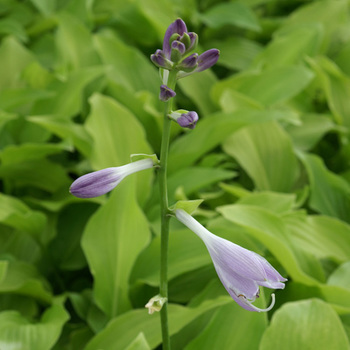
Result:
[70, 159, 154, 198]
[175, 209, 287, 312]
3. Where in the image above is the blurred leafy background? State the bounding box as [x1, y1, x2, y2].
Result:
[1, 0, 350, 349]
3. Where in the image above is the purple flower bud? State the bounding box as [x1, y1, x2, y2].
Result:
[70, 159, 154, 198]
[175, 209, 287, 312]
[177, 53, 198, 72]
[163, 18, 187, 59]
[171, 41, 186, 62]
[187, 32, 198, 52]
[159, 84, 176, 102]
[195, 49, 220, 72]
[150, 49, 173, 70]
[177, 111, 198, 129]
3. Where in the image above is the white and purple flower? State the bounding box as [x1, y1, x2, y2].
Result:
[175, 209, 287, 312]
[70, 159, 154, 198]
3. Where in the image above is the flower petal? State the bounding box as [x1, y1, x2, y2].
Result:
[162, 18, 187, 59]
[70, 167, 122, 198]
[70, 159, 154, 198]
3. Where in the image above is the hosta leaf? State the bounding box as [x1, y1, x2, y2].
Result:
[0, 298, 69, 350]
[85, 297, 231, 350]
[81, 179, 151, 317]
[300, 152, 350, 222]
[199, 2, 260, 32]
[223, 121, 299, 192]
[260, 299, 349, 350]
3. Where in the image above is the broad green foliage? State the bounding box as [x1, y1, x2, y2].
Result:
[1, 0, 350, 349]
[260, 299, 350, 350]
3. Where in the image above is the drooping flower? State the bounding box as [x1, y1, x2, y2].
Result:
[70, 159, 154, 198]
[175, 209, 287, 312]
[169, 110, 199, 129]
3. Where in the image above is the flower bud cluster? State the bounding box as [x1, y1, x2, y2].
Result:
[151, 18, 219, 130]
[151, 18, 219, 82]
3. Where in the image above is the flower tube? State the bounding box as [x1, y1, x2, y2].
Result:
[175, 209, 287, 312]
[70, 158, 154, 198]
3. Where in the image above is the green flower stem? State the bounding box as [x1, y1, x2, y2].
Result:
[159, 70, 177, 350]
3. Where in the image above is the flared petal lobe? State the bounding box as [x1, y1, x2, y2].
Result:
[175, 209, 287, 312]
[70, 159, 154, 198]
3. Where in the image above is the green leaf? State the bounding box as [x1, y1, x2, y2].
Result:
[282, 0, 348, 40]
[299, 152, 350, 222]
[0, 158, 71, 193]
[55, 12, 100, 70]
[131, 228, 210, 287]
[93, 31, 159, 94]
[185, 302, 266, 350]
[168, 110, 297, 174]
[85, 93, 153, 204]
[0, 259, 52, 303]
[177, 69, 218, 116]
[0, 18, 27, 42]
[172, 200, 204, 215]
[125, 332, 151, 350]
[167, 167, 236, 203]
[206, 37, 262, 71]
[212, 65, 314, 107]
[237, 191, 297, 215]
[49, 203, 98, 271]
[0, 298, 69, 350]
[27, 115, 93, 157]
[31, 66, 105, 116]
[284, 213, 350, 264]
[307, 56, 350, 128]
[0, 37, 34, 91]
[253, 23, 323, 68]
[285, 113, 337, 151]
[328, 261, 350, 290]
[199, 2, 261, 32]
[260, 299, 350, 350]
[85, 297, 231, 350]
[0, 193, 46, 236]
[0, 227, 41, 263]
[29, 0, 56, 16]
[223, 121, 299, 192]
[81, 179, 151, 317]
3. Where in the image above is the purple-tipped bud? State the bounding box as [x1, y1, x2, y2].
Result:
[171, 41, 186, 62]
[151, 49, 173, 70]
[186, 32, 198, 52]
[163, 18, 187, 59]
[177, 53, 198, 72]
[159, 84, 176, 102]
[70, 159, 154, 198]
[177, 111, 199, 129]
[195, 49, 220, 72]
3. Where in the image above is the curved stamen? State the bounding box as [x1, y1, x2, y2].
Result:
[239, 293, 276, 313]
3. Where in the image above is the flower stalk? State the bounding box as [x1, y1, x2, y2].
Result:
[158, 70, 177, 350]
